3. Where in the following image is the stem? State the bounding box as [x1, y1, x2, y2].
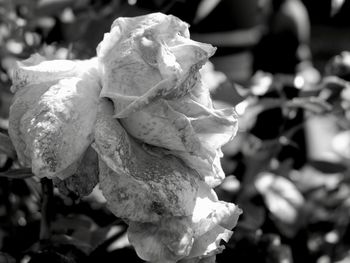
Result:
[40, 178, 54, 243]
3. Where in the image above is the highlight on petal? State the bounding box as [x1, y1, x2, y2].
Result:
[8, 56, 101, 179]
[93, 99, 199, 222]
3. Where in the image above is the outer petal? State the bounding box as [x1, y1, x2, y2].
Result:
[8, 82, 52, 166]
[127, 181, 242, 262]
[93, 99, 199, 222]
[128, 218, 194, 263]
[11, 54, 95, 92]
[9, 56, 101, 179]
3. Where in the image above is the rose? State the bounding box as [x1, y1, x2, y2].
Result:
[97, 13, 238, 188]
[9, 12, 241, 263]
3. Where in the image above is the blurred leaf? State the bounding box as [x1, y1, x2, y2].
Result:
[319, 76, 348, 103]
[0, 252, 15, 263]
[286, 97, 332, 114]
[51, 234, 92, 255]
[325, 52, 350, 80]
[259, 234, 293, 263]
[238, 199, 266, 231]
[215, 175, 240, 201]
[0, 132, 16, 159]
[0, 168, 33, 179]
[255, 172, 305, 237]
[332, 130, 350, 161]
[28, 243, 86, 263]
[35, 0, 75, 17]
[248, 71, 273, 96]
[291, 165, 342, 193]
[309, 160, 347, 174]
[50, 214, 124, 255]
[331, 0, 346, 16]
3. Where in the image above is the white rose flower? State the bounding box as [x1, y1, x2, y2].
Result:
[8, 12, 241, 263]
[97, 12, 238, 187]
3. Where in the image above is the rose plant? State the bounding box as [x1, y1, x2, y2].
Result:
[8, 13, 241, 263]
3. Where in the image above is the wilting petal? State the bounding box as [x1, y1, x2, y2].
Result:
[128, 218, 194, 263]
[127, 181, 242, 262]
[9, 56, 101, 179]
[93, 99, 199, 222]
[11, 54, 93, 92]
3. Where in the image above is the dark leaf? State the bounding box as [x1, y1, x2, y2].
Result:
[0, 132, 16, 159]
[0, 252, 15, 263]
[28, 244, 86, 263]
[0, 168, 33, 179]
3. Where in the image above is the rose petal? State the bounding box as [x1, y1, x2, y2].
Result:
[93, 99, 199, 222]
[9, 57, 101, 179]
[9, 82, 52, 166]
[190, 182, 242, 235]
[126, 181, 241, 262]
[120, 100, 207, 156]
[168, 97, 237, 151]
[10, 54, 95, 93]
[97, 13, 215, 117]
[121, 96, 237, 187]
[54, 146, 99, 197]
[128, 218, 194, 263]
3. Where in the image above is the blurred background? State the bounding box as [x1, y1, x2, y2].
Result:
[1, 0, 350, 262]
